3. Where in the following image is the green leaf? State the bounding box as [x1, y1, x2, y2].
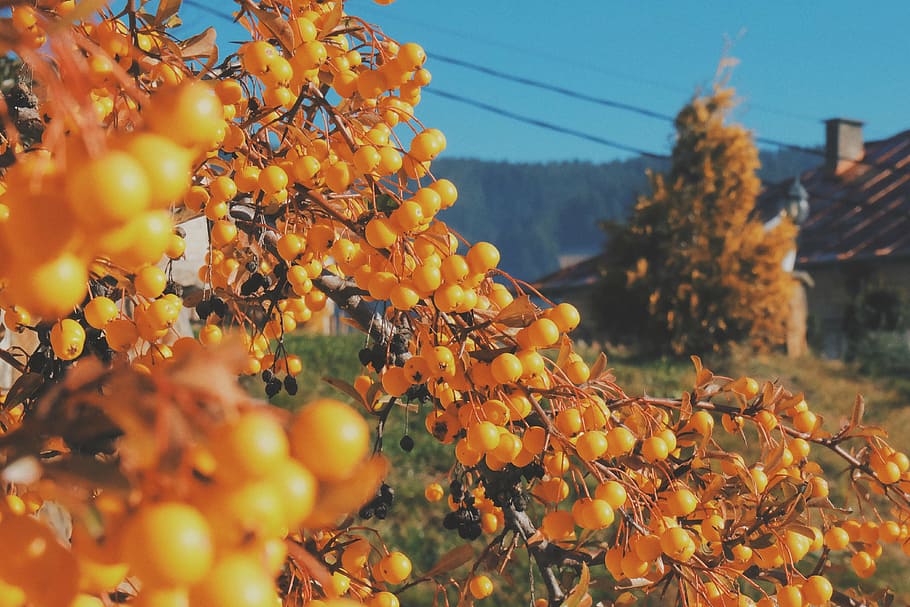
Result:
[375, 193, 399, 213]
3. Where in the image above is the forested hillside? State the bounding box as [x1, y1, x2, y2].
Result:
[435, 148, 819, 280]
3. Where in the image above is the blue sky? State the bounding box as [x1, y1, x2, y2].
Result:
[180, 1, 910, 164]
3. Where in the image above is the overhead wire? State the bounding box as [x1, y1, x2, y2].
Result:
[347, 1, 690, 98]
[181, 2, 904, 174]
[429, 53, 909, 173]
[348, 0, 820, 124]
[177, 2, 669, 158]
[425, 84, 902, 221]
[430, 53, 676, 123]
[422, 88, 668, 159]
[151, 1, 906, 250]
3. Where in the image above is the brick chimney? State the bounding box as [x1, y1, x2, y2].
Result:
[825, 118, 864, 176]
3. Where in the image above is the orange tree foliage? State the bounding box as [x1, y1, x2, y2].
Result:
[598, 87, 797, 355]
[0, 3, 906, 607]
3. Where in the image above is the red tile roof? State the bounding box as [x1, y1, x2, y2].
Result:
[536, 127, 910, 293]
[761, 129, 910, 266]
[532, 253, 606, 293]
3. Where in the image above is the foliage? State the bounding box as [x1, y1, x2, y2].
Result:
[850, 332, 910, 377]
[597, 86, 798, 355]
[0, 3, 907, 607]
[844, 281, 909, 370]
[253, 333, 365, 407]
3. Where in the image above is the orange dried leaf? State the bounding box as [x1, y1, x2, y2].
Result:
[4, 372, 44, 409]
[246, 4, 295, 51]
[851, 394, 865, 428]
[589, 352, 608, 380]
[155, 0, 182, 25]
[178, 26, 218, 63]
[339, 316, 366, 332]
[322, 376, 364, 406]
[690, 355, 703, 375]
[423, 544, 474, 579]
[493, 295, 539, 328]
[556, 335, 572, 369]
[364, 382, 384, 412]
[561, 562, 590, 607]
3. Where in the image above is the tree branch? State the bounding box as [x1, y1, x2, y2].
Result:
[502, 502, 566, 606]
[312, 273, 411, 366]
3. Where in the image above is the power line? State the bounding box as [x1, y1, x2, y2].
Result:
[428, 53, 909, 173]
[179, 2, 904, 173]
[430, 53, 676, 123]
[423, 88, 668, 160]
[349, 0, 819, 124]
[352, 4, 688, 96]
[147, 2, 910, 232]
[172, 1, 670, 158]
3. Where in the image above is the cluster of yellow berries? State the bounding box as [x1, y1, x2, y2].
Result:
[415, 362, 910, 607]
[0, 397, 394, 607]
[0, 79, 222, 364]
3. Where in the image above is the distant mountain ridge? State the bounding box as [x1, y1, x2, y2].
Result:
[433, 149, 820, 282]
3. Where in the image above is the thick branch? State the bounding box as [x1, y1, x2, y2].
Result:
[502, 503, 566, 606]
[312, 273, 410, 365]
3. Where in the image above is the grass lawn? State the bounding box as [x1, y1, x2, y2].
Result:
[273, 333, 910, 603]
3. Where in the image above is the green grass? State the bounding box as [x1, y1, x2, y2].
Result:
[245, 333, 366, 408]
[275, 334, 910, 603]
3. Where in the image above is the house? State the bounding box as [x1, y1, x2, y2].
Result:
[531, 253, 607, 343]
[534, 119, 910, 357]
[759, 120, 910, 358]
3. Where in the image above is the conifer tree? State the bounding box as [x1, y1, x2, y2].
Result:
[599, 86, 797, 354]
